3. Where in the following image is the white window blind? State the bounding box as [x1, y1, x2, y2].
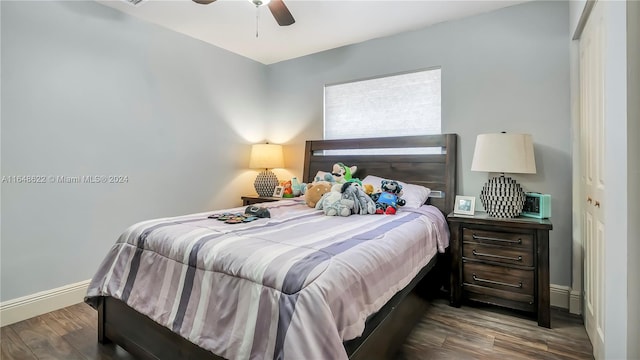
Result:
[324, 68, 441, 140]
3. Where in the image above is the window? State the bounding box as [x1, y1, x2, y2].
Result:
[324, 68, 441, 140]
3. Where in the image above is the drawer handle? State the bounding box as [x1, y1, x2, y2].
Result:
[472, 249, 523, 262]
[472, 234, 522, 244]
[472, 274, 523, 288]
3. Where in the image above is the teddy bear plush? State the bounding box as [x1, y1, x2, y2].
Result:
[341, 182, 376, 215]
[370, 179, 406, 215]
[315, 184, 354, 216]
[304, 181, 333, 208]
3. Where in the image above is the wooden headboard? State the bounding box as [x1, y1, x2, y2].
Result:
[302, 134, 457, 215]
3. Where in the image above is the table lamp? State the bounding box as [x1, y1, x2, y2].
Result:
[471, 133, 536, 218]
[249, 143, 284, 197]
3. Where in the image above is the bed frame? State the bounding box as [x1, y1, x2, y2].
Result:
[96, 134, 457, 360]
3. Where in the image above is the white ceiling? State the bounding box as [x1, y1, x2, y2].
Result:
[98, 0, 529, 65]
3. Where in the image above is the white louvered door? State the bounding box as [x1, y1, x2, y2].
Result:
[579, 2, 605, 358]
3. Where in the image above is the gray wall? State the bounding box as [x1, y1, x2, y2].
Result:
[266, 0, 572, 286]
[627, 2, 640, 356]
[1, 1, 267, 301]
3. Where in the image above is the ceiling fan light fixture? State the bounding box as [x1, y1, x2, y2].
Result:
[250, 0, 271, 6]
[190, 0, 293, 27]
[121, 0, 146, 6]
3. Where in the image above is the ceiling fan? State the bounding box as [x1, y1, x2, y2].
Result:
[192, 0, 295, 26]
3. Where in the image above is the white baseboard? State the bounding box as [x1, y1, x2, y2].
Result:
[569, 289, 582, 315]
[549, 284, 583, 315]
[550, 284, 570, 309]
[0, 279, 91, 327]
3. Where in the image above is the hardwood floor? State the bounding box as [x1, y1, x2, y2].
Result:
[1, 298, 592, 359]
[397, 299, 593, 360]
[1, 303, 135, 360]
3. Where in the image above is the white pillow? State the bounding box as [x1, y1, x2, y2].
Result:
[362, 175, 431, 209]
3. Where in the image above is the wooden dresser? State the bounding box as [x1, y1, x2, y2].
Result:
[448, 212, 553, 327]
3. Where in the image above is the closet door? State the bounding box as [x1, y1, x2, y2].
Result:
[579, 1, 605, 358]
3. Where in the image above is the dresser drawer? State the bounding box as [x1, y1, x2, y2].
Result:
[462, 285, 535, 313]
[462, 261, 534, 296]
[463, 228, 533, 251]
[449, 213, 552, 327]
[462, 242, 533, 266]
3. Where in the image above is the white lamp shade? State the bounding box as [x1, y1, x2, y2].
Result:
[249, 143, 284, 169]
[471, 133, 536, 174]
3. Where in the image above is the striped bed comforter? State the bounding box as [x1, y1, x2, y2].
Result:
[85, 199, 449, 360]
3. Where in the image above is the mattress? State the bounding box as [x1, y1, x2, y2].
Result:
[85, 199, 449, 360]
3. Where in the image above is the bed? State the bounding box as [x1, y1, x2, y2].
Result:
[85, 134, 457, 360]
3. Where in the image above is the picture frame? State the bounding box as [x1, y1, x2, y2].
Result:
[454, 195, 475, 215]
[272, 186, 284, 198]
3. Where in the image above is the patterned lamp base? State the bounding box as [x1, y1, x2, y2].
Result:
[479, 175, 525, 218]
[254, 170, 279, 197]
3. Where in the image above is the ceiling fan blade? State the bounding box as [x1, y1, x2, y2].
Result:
[268, 0, 295, 26]
[192, 0, 216, 4]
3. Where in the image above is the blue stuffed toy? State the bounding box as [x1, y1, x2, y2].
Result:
[341, 182, 376, 215]
[315, 184, 353, 216]
[370, 180, 406, 215]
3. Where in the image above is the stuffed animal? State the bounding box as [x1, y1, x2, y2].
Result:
[315, 184, 354, 216]
[281, 180, 294, 198]
[322, 173, 338, 183]
[370, 180, 406, 215]
[314, 163, 358, 184]
[304, 181, 333, 208]
[361, 183, 375, 196]
[341, 182, 376, 215]
[313, 172, 337, 184]
[291, 177, 302, 197]
[331, 163, 358, 184]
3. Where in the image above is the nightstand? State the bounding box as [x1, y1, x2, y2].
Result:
[448, 212, 553, 328]
[241, 195, 282, 206]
